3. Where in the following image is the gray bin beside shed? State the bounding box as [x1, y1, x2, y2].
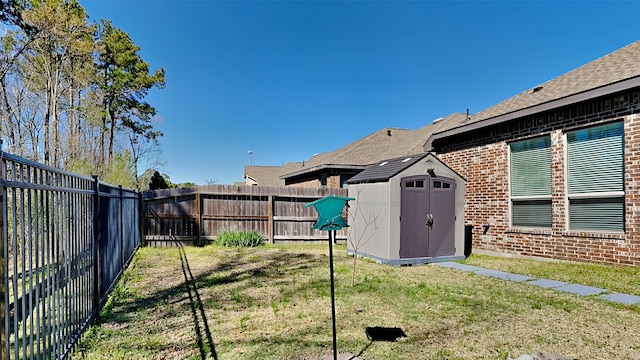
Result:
[346, 153, 466, 265]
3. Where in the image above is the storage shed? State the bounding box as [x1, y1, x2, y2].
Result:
[346, 153, 466, 265]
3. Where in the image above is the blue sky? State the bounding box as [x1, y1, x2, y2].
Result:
[81, 0, 640, 185]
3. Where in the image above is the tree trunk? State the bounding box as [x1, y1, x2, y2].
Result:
[108, 107, 116, 164]
[351, 254, 357, 287]
[99, 100, 108, 167]
[0, 75, 16, 149]
[52, 74, 59, 167]
[43, 77, 51, 165]
[67, 77, 76, 160]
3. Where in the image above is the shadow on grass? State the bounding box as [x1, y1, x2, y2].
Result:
[118, 245, 323, 301]
[364, 326, 407, 342]
[342, 326, 407, 359]
[347, 340, 372, 359]
[174, 239, 218, 360]
[105, 243, 331, 357]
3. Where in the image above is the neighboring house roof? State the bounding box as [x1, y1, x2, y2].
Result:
[427, 40, 640, 148]
[244, 162, 302, 187]
[282, 164, 366, 181]
[282, 112, 470, 180]
[347, 153, 429, 184]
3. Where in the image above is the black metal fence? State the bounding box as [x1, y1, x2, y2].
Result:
[0, 147, 142, 359]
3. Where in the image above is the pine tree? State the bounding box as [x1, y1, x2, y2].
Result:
[148, 171, 169, 190]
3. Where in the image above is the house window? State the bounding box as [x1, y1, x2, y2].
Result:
[340, 174, 353, 189]
[510, 136, 552, 228]
[566, 122, 624, 231]
[320, 174, 328, 188]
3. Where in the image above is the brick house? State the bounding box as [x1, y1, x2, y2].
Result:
[426, 41, 640, 266]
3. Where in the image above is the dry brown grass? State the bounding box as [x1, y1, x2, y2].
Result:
[73, 245, 640, 360]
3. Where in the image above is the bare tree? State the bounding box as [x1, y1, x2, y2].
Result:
[125, 130, 165, 189]
[0, 1, 166, 187]
[347, 184, 381, 287]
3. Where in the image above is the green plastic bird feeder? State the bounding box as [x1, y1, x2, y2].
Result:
[305, 195, 354, 231]
[305, 195, 355, 360]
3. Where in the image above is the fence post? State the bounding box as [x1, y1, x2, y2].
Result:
[139, 192, 144, 247]
[0, 140, 6, 360]
[92, 175, 100, 309]
[195, 192, 201, 246]
[267, 195, 274, 244]
[119, 185, 124, 267]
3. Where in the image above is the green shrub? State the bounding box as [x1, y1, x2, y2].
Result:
[215, 230, 265, 247]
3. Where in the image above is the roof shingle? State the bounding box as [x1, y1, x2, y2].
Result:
[244, 162, 302, 187]
[281, 112, 470, 179]
[470, 40, 640, 124]
[346, 153, 428, 184]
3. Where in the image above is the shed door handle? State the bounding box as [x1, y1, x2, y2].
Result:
[426, 214, 433, 228]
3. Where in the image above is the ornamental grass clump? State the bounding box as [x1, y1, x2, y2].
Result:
[215, 230, 264, 247]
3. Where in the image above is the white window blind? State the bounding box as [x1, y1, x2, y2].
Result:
[567, 122, 624, 231]
[510, 136, 552, 228]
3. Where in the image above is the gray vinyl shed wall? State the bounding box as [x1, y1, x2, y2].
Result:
[347, 154, 466, 265]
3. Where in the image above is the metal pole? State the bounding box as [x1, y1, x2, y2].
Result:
[119, 185, 124, 268]
[92, 175, 100, 309]
[328, 230, 337, 360]
[138, 192, 144, 247]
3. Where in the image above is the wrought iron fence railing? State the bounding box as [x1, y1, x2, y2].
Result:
[0, 146, 142, 360]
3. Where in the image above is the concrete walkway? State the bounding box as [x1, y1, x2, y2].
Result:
[434, 262, 640, 305]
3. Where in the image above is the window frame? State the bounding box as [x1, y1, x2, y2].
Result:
[509, 135, 553, 229]
[564, 121, 625, 232]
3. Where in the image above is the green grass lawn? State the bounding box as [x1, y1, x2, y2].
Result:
[72, 245, 640, 360]
[463, 253, 640, 297]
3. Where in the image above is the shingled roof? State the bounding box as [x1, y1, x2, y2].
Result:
[282, 112, 469, 180]
[427, 40, 640, 147]
[244, 162, 302, 187]
[346, 153, 429, 184]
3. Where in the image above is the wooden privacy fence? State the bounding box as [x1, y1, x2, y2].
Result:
[143, 185, 349, 246]
[0, 145, 142, 360]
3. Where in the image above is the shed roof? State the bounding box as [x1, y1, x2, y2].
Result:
[426, 40, 640, 148]
[347, 153, 428, 184]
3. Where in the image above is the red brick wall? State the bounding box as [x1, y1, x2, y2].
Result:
[289, 179, 321, 188]
[327, 175, 341, 188]
[624, 113, 640, 252]
[287, 175, 342, 188]
[439, 109, 640, 266]
[440, 142, 511, 253]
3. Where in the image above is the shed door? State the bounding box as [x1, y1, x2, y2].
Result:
[400, 175, 456, 258]
[400, 176, 430, 258]
[429, 178, 456, 257]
